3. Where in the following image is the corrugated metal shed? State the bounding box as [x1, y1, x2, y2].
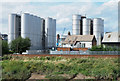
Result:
[102, 32, 120, 43]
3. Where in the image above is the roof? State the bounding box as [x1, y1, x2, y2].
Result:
[62, 35, 95, 44]
[102, 32, 120, 43]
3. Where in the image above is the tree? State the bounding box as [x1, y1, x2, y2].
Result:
[2, 40, 9, 55]
[10, 37, 31, 54]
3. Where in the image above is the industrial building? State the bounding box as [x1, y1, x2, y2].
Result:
[57, 14, 104, 49]
[72, 14, 104, 46]
[8, 13, 56, 50]
[102, 32, 120, 47]
[62, 35, 96, 48]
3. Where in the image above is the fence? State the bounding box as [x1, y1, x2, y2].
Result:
[22, 50, 49, 54]
[50, 51, 120, 55]
[22, 50, 120, 55]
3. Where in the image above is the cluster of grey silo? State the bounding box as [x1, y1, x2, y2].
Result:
[72, 14, 104, 45]
[8, 13, 56, 50]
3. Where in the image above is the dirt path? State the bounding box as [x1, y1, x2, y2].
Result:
[26, 73, 95, 81]
[26, 73, 47, 81]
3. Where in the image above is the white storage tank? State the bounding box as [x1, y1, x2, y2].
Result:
[83, 18, 91, 35]
[8, 14, 16, 44]
[53, 19, 56, 47]
[101, 19, 104, 37]
[93, 18, 103, 45]
[8, 14, 21, 44]
[45, 17, 52, 48]
[72, 14, 81, 35]
[21, 13, 29, 38]
[21, 13, 42, 50]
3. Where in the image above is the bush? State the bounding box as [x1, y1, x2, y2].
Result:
[2, 55, 12, 60]
[90, 45, 120, 51]
[1, 56, 120, 80]
[2, 61, 31, 80]
[10, 37, 31, 54]
[2, 40, 9, 55]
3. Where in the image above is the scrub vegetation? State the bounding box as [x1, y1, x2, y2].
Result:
[90, 45, 120, 51]
[1, 55, 120, 80]
[10, 37, 31, 54]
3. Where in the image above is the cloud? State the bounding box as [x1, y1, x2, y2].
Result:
[57, 18, 71, 24]
[0, 0, 112, 2]
[0, 0, 118, 35]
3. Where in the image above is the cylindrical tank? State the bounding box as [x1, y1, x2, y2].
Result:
[45, 17, 52, 48]
[72, 14, 81, 35]
[51, 19, 53, 47]
[93, 18, 103, 45]
[8, 14, 16, 44]
[53, 19, 56, 47]
[21, 13, 43, 50]
[83, 18, 91, 35]
[101, 19, 104, 37]
[93, 18, 103, 32]
[21, 13, 29, 38]
[39, 17, 42, 49]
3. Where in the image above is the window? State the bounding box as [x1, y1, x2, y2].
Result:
[81, 43, 85, 48]
[83, 43, 85, 48]
[108, 34, 111, 38]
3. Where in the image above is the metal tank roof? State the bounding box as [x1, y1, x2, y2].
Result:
[72, 14, 81, 19]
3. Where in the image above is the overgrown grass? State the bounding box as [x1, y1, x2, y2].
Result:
[1, 55, 120, 80]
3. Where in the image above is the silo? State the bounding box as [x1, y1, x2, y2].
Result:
[51, 19, 54, 47]
[72, 14, 81, 35]
[101, 19, 104, 37]
[8, 14, 21, 44]
[21, 13, 29, 38]
[37, 17, 40, 49]
[14, 15, 21, 39]
[41, 18, 45, 50]
[8, 14, 16, 44]
[30, 14, 34, 50]
[38, 17, 42, 49]
[53, 19, 56, 47]
[33, 15, 37, 49]
[83, 18, 91, 35]
[93, 18, 103, 45]
[45, 17, 52, 48]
